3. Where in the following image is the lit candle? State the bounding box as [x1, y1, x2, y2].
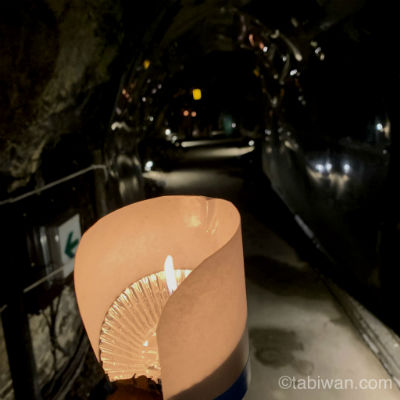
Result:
[99, 255, 190, 382]
[74, 196, 249, 399]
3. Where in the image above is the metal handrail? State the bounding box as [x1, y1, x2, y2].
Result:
[0, 164, 108, 206]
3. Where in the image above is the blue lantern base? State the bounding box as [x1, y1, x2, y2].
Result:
[214, 359, 251, 400]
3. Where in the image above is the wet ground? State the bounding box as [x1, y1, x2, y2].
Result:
[68, 144, 400, 399]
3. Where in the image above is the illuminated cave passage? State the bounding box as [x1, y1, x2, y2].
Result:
[1, 1, 400, 399]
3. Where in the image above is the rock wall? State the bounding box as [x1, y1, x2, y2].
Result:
[0, 0, 126, 196]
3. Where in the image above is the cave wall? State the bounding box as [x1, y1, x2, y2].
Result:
[0, 0, 130, 196]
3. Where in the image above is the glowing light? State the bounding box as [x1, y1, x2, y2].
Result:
[144, 161, 154, 172]
[165, 128, 171, 136]
[290, 69, 298, 76]
[325, 162, 332, 172]
[315, 164, 324, 173]
[191, 111, 197, 117]
[164, 255, 177, 295]
[263, 46, 268, 53]
[149, 116, 154, 122]
[343, 163, 351, 174]
[249, 33, 255, 47]
[376, 123, 384, 131]
[142, 97, 146, 102]
[253, 67, 260, 77]
[248, 140, 255, 146]
[192, 88, 202, 101]
[143, 59, 150, 70]
[183, 110, 189, 117]
[232, 122, 237, 128]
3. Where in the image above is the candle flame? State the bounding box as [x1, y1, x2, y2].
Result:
[164, 255, 177, 295]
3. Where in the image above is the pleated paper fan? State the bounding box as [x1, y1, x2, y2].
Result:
[99, 269, 191, 381]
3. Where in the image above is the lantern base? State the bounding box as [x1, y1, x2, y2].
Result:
[214, 359, 250, 400]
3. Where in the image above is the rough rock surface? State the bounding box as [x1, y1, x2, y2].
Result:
[0, 0, 126, 195]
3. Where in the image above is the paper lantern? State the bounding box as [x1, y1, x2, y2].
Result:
[74, 195, 249, 399]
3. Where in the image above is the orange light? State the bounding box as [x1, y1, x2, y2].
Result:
[183, 110, 189, 117]
[143, 59, 150, 70]
[249, 33, 255, 47]
[191, 111, 197, 117]
[192, 88, 202, 101]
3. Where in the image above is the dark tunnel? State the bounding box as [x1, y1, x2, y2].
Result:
[1, 0, 400, 399]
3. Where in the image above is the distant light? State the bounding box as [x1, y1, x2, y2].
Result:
[290, 69, 298, 76]
[115, 107, 122, 115]
[192, 88, 202, 101]
[183, 110, 189, 117]
[253, 68, 260, 77]
[144, 160, 154, 172]
[232, 122, 237, 128]
[263, 46, 268, 53]
[249, 33, 255, 47]
[376, 123, 384, 132]
[191, 111, 197, 117]
[151, 88, 157, 94]
[143, 59, 150, 70]
[149, 116, 154, 122]
[343, 163, 351, 174]
[282, 55, 287, 62]
[165, 128, 171, 136]
[157, 83, 162, 89]
[142, 97, 146, 102]
[248, 140, 255, 146]
[265, 129, 272, 136]
[315, 163, 324, 173]
[325, 162, 332, 172]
